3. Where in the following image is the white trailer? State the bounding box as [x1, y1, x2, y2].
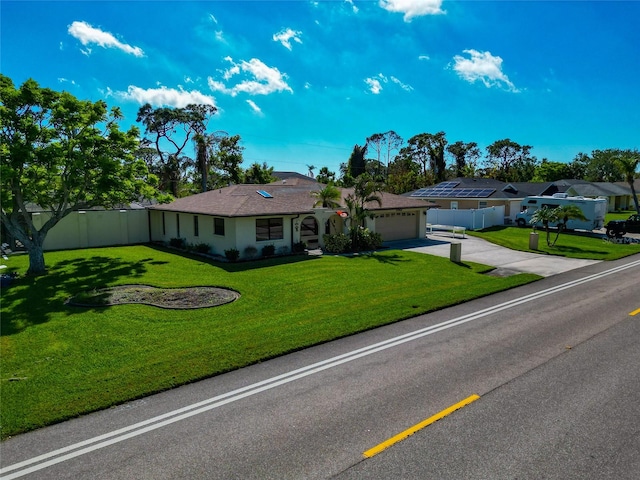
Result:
[515, 194, 607, 231]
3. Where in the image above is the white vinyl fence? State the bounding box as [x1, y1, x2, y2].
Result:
[426, 206, 505, 231]
[30, 209, 150, 251]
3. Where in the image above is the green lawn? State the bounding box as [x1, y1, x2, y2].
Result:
[0, 245, 539, 439]
[467, 226, 640, 260]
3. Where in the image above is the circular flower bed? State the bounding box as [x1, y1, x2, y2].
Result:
[67, 285, 240, 309]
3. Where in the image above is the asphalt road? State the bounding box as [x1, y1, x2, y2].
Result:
[2, 254, 639, 479]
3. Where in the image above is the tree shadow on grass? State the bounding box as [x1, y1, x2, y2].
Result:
[347, 252, 410, 265]
[1, 256, 158, 336]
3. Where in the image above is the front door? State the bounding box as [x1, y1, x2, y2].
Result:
[300, 216, 319, 247]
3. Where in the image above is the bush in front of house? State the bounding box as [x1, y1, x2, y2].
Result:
[194, 243, 211, 254]
[244, 246, 258, 259]
[169, 238, 185, 249]
[224, 248, 240, 262]
[352, 228, 383, 251]
[292, 241, 307, 253]
[261, 244, 276, 257]
[322, 233, 352, 253]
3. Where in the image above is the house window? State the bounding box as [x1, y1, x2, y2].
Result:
[176, 214, 180, 237]
[194, 216, 199, 237]
[256, 218, 283, 241]
[214, 217, 225, 236]
[162, 212, 166, 236]
[479, 201, 488, 209]
[450, 201, 458, 210]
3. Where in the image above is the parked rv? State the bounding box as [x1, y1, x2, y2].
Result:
[515, 194, 607, 231]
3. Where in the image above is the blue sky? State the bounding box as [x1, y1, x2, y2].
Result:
[2, 0, 639, 176]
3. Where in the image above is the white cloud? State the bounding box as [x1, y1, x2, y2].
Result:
[345, 0, 359, 13]
[391, 76, 413, 91]
[273, 28, 303, 51]
[208, 57, 293, 96]
[418, 54, 430, 61]
[246, 99, 263, 115]
[379, 0, 445, 22]
[365, 77, 383, 94]
[67, 21, 144, 57]
[115, 85, 217, 108]
[452, 49, 519, 92]
[215, 30, 225, 42]
[58, 77, 76, 86]
[365, 73, 412, 93]
[209, 14, 218, 24]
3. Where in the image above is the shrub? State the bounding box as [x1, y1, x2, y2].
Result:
[194, 243, 211, 254]
[353, 228, 383, 251]
[277, 245, 290, 256]
[292, 241, 307, 253]
[261, 244, 276, 257]
[224, 248, 240, 262]
[169, 237, 185, 249]
[322, 233, 351, 253]
[244, 246, 258, 259]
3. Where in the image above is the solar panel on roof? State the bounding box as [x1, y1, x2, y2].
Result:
[256, 190, 273, 198]
[411, 187, 495, 198]
[438, 181, 460, 188]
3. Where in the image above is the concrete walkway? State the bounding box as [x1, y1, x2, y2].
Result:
[384, 234, 601, 277]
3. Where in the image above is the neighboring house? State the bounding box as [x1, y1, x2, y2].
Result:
[407, 177, 637, 219]
[405, 178, 557, 221]
[147, 176, 433, 259]
[555, 180, 634, 212]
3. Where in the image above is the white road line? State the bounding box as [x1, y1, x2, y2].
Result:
[2, 259, 639, 479]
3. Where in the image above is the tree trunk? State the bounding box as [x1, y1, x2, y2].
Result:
[27, 242, 47, 276]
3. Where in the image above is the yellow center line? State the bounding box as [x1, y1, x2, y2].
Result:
[630, 308, 640, 316]
[363, 394, 480, 459]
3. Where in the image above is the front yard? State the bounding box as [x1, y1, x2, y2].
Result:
[467, 226, 640, 260]
[1, 245, 539, 438]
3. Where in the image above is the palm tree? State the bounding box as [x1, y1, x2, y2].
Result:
[530, 205, 587, 247]
[615, 150, 640, 214]
[311, 184, 341, 208]
[307, 164, 316, 178]
[345, 174, 382, 250]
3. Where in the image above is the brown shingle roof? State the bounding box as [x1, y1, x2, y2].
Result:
[148, 183, 430, 217]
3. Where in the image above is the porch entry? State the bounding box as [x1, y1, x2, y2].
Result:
[300, 216, 319, 247]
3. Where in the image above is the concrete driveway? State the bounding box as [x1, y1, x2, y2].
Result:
[384, 234, 601, 277]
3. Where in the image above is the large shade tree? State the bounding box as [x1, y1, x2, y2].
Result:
[485, 138, 538, 182]
[447, 140, 480, 178]
[137, 103, 217, 197]
[366, 130, 403, 177]
[0, 75, 163, 275]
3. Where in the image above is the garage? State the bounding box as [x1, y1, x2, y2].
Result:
[374, 211, 419, 241]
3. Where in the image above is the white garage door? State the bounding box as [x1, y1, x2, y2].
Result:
[375, 212, 418, 241]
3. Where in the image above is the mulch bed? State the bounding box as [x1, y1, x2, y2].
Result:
[67, 285, 240, 309]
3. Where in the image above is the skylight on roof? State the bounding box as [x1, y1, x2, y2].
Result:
[256, 190, 273, 198]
